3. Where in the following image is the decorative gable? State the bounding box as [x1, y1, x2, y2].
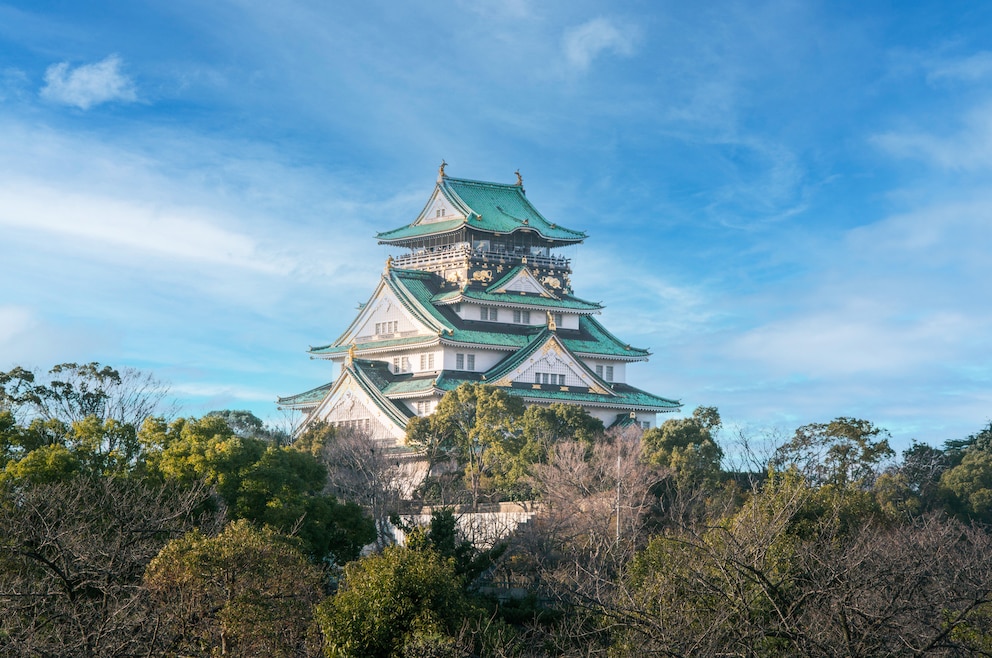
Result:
[416, 188, 466, 225]
[309, 368, 407, 441]
[489, 334, 613, 395]
[491, 267, 555, 298]
[341, 284, 432, 345]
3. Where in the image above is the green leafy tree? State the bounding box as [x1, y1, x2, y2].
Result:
[141, 415, 374, 563]
[145, 519, 324, 657]
[406, 384, 525, 507]
[518, 403, 604, 464]
[316, 544, 479, 657]
[772, 417, 894, 488]
[640, 405, 723, 487]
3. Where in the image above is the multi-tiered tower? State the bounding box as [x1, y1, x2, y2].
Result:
[279, 166, 680, 445]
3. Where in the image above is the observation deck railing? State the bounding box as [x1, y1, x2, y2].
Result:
[392, 243, 570, 270]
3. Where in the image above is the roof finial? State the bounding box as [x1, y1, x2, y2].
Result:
[438, 160, 447, 182]
[546, 310, 556, 332]
[347, 343, 356, 365]
[385, 255, 393, 272]
[514, 169, 523, 187]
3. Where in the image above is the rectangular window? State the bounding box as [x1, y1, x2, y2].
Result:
[401, 357, 411, 373]
[480, 307, 488, 321]
[466, 354, 475, 370]
[490, 308, 498, 321]
[456, 353, 464, 370]
[605, 366, 614, 381]
[558, 374, 566, 385]
[541, 373, 549, 384]
[595, 365, 603, 377]
[522, 310, 530, 323]
[641, 421, 651, 429]
[428, 353, 434, 369]
[393, 357, 400, 373]
[512, 310, 531, 324]
[513, 309, 521, 323]
[535, 372, 542, 384]
[554, 313, 563, 327]
[420, 354, 426, 370]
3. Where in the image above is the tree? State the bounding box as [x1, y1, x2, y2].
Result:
[618, 472, 992, 656]
[304, 424, 407, 549]
[406, 384, 525, 507]
[0, 362, 169, 428]
[141, 415, 375, 563]
[0, 476, 214, 657]
[315, 544, 479, 657]
[145, 519, 324, 657]
[772, 417, 894, 488]
[641, 405, 723, 488]
[207, 409, 290, 445]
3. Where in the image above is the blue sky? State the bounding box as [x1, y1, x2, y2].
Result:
[1, 0, 991, 451]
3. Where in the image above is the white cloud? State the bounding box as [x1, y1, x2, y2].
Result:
[562, 17, 638, 71]
[873, 101, 992, 172]
[0, 179, 287, 273]
[40, 54, 137, 109]
[925, 51, 992, 83]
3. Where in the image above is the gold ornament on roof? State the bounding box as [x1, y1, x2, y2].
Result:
[347, 343, 356, 365]
[547, 311, 557, 332]
[385, 256, 393, 272]
[438, 160, 447, 181]
[514, 169, 523, 187]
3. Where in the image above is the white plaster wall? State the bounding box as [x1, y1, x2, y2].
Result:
[440, 347, 508, 372]
[582, 359, 627, 383]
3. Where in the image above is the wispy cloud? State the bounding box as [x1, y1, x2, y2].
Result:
[873, 101, 992, 172]
[0, 179, 286, 273]
[925, 51, 992, 84]
[562, 17, 638, 71]
[40, 54, 136, 109]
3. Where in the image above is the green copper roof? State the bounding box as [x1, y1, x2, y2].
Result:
[377, 176, 586, 244]
[308, 268, 645, 361]
[430, 369, 679, 412]
[433, 288, 601, 312]
[277, 381, 334, 408]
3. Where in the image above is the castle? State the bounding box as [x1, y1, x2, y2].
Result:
[279, 165, 680, 445]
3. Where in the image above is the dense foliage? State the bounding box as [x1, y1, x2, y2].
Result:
[2, 367, 992, 656]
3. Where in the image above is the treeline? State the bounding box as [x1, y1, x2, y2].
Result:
[2, 364, 992, 656]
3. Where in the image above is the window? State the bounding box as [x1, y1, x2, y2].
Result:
[401, 357, 411, 373]
[375, 321, 398, 335]
[595, 365, 603, 377]
[534, 372, 565, 386]
[456, 353, 475, 370]
[456, 353, 464, 370]
[393, 357, 400, 373]
[513, 309, 531, 324]
[641, 421, 651, 429]
[480, 307, 499, 321]
[466, 354, 475, 370]
[419, 353, 434, 370]
[435, 208, 445, 218]
[605, 366, 614, 382]
[554, 313, 563, 327]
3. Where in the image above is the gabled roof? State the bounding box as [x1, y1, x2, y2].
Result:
[432, 287, 603, 312]
[489, 265, 556, 297]
[376, 176, 586, 245]
[308, 268, 646, 361]
[315, 359, 415, 430]
[430, 368, 681, 413]
[482, 328, 616, 395]
[277, 381, 334, 409]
